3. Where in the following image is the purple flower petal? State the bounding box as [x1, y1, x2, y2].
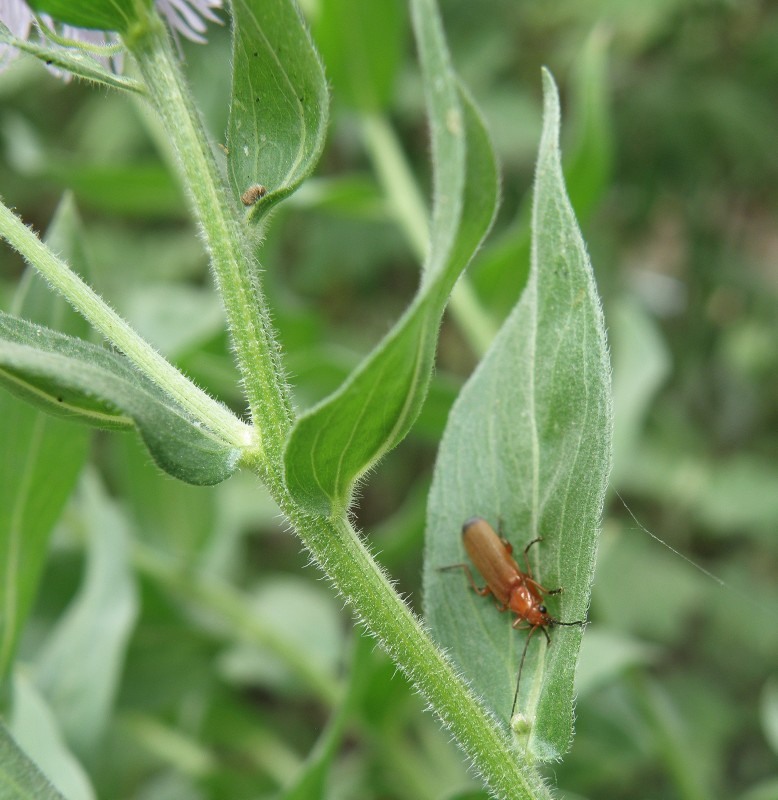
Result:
[155, 0, 222, 44]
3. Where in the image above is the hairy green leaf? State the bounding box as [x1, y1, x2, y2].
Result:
[0, 197, 91, 683]
[424, 71, 611, 761]
[227, 0, 329, 220]
[0, 313, 240, 485]
[0, 719, 68, 800]
[284, 0, 499, 515]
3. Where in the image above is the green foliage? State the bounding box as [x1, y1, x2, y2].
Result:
[1, 0, 777, 798]
[424, 72, 611, 760]
[9, 664, 96, 800]
[0, 313, 240, 485]
[313, 0, 405, 112]
[0, 198, 91, 682]
[33, 472, 138, 761]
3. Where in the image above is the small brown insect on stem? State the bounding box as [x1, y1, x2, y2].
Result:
[241, 184, 267, 206]
[439, 517, 585, 719]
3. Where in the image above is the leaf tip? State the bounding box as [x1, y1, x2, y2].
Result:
[540, 68, 561, 147]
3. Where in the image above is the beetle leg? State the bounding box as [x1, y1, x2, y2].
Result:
[438, 563, 491, 597]
[495, 517, 514, 554]
[522, 537, 543, 578]
[526, 576, 562, 596]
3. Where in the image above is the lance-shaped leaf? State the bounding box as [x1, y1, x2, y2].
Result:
[0, 313, 240, 486]
[227, 0, 329, 220]
[0, 197, 92, 683]
[423, 71, 612, 761]
[283, 0, 498, 516]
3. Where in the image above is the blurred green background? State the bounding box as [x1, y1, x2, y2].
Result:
[1, 0, 777, 798]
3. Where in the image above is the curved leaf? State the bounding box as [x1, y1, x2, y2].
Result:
[0, 313, 240, 485]
[227, 0, 329, 220]
[423, 71, 612, 761]
[283, 0, 499, 516]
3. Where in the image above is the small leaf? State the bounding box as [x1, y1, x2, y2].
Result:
[34, 471, 138, 761]
[25, 0, 146, 33]
[423, 70, 612, 761]
[0, 313, 240, 485]
[283, 0, 499, 515]
[0, 719, 68, 800]
[0, 22, 143, 93]
[227, 0, 329, 220]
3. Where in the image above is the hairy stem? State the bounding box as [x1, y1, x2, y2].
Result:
[127, 11, 548, 797]
[267, 487, 552, 800]
[126, 15, 292, 472]
[0, 201, 248, 448]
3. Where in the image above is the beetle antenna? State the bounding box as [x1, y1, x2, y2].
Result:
[510, 626, 538, 718]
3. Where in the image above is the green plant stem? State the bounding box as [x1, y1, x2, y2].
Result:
[0, 201, 248, 448]
[360, 112, 497, 355]
[125, 15, 292, 470]
[266, 498, 552, 800]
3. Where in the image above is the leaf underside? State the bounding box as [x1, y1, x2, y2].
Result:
[227, 0, 329, 221]
[0, 312, 240, 486]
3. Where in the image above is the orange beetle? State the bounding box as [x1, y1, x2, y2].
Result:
[441, 516, 584, 716]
